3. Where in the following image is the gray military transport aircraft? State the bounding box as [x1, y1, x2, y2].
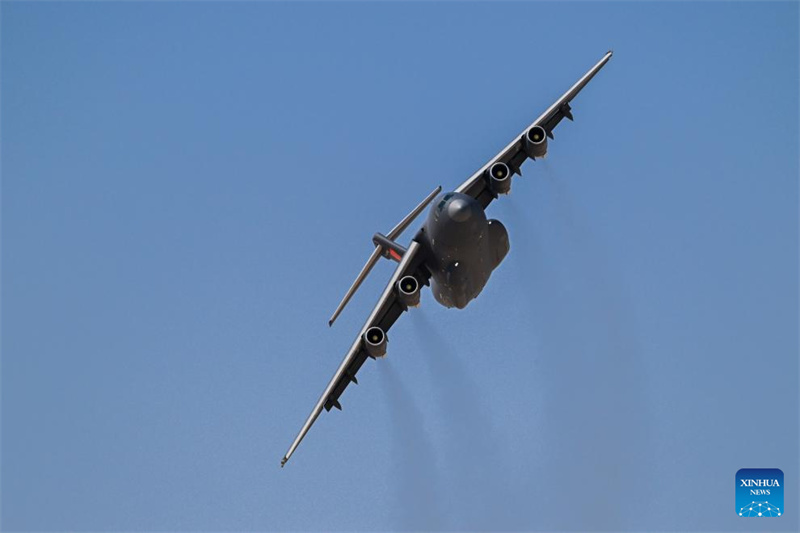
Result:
[282, 51, 613, 467]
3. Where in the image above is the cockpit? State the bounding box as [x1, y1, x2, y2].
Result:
[435, 193, 455, 217]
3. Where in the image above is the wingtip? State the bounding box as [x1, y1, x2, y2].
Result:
[607, 49, 614, 57]
[281, 457, 288, 467]
[328, 319, 334, 327]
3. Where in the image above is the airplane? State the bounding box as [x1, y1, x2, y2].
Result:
[281, 51, 613, 467]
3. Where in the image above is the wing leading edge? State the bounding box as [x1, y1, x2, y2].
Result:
[281, 239, 429, 467]
[456, 50, 613, 207]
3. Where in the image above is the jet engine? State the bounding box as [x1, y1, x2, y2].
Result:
[363, 326, 387, 358]
[396, 275, 421, 308]
[486, 161, 511, 195]
[523, 125, 548, 159]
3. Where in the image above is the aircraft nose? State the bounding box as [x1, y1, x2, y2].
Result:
[447, 198, 472, 222]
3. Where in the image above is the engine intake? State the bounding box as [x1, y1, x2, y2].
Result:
[486, 161, 511, 195]
[396, 275, 420, 308]
[363, 326, 387, 358]
[523, 125, 548, 159]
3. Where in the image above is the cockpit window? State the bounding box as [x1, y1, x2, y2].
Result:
[436, 193, 454, 214]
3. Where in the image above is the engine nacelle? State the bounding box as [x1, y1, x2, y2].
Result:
[523, 125, 548, 159]
[363, 326, 387, 358]
[485, 161, 511, 195]
[396, 275, 420, 308]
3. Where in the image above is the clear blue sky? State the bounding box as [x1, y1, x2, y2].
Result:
[2, 1, 798, 531]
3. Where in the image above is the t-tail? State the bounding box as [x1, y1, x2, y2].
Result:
[327, 185, 441, 327]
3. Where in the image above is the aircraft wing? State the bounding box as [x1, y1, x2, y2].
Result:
[281, 239, 429, 466]
[455, 51, 613, 207]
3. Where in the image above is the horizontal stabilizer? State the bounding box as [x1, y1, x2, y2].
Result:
[328, 185, 441, 327]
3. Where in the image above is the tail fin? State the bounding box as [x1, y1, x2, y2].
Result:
[328, 185, 441, 327]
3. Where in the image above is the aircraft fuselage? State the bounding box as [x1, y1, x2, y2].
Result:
[420, 192, 509, 309]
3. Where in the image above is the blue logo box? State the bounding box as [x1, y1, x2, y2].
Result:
[736, 468, 783, 517]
